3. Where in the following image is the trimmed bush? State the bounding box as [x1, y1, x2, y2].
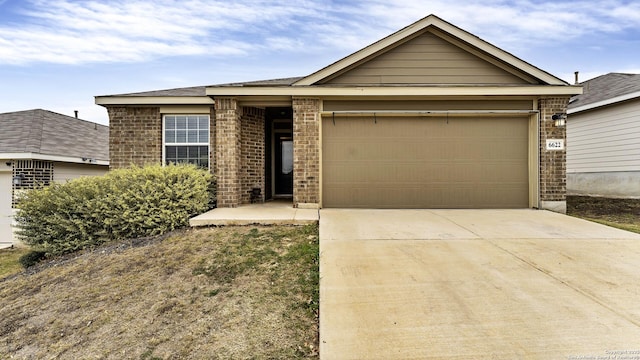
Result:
[18, 250, 47, 268]
[15, 164, 214, 256]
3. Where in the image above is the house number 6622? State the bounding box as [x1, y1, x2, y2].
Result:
[546, 139, 564, 150]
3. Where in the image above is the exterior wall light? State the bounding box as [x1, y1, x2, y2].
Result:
[552, 113, 566, 127]
[12, 173, 25, 186]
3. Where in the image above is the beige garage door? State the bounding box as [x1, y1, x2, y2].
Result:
[322, 116, 529, 208]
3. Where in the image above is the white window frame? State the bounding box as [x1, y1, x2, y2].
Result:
[162, 114, 211, 169]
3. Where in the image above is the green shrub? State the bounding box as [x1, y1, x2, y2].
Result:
[15, 164, 214, 256]
[18, 250, 47, 268]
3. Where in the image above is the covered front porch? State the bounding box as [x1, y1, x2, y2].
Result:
[214, 98, 320, 209]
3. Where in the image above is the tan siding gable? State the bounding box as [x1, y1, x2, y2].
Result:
[322, 30, 532, 85]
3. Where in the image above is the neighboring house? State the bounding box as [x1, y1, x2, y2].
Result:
[95, 14, 581, 212]
[0, 109, 109, 248]
[567, 73, 640, 198]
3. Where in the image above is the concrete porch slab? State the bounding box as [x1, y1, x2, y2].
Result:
[189, 201, 319, 226]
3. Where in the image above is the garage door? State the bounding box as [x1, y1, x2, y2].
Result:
[322, 116, 529, 208]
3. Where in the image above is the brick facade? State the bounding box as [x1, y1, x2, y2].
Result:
[11, 160, 54, 207]
[292, 97, 321, 206]
[539, 97, 570, 211]
[106, 97, 570, 211]
[215, 98, 242, 207]
[108, 107, 162, 169]
[240, 107, 265, 204]
[107, 106, 216, 172]
[213, 99, 265, 207]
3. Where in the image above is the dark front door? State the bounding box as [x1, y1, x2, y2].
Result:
[275, 133, 293, 195]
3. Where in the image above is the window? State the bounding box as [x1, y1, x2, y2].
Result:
[163, 115, 210, 168]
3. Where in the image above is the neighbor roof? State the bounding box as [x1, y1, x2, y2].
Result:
[568, 73, 640, 113]
[0, 109, 109, 163]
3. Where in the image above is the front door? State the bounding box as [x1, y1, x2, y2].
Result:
[274, 133, 293, 195]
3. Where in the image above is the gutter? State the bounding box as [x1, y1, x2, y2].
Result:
[0, 153, 109, 166]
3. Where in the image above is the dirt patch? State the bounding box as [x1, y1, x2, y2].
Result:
[567, 196, 640, 234]
[0, 225, 319, 359]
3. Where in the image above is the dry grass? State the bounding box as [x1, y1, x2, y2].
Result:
[0, 225, 319, 359]
[0, 246, 30, 279]
[567, 196, 640, 234]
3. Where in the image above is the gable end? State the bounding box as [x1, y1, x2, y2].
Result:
[319, 28, 538, 86]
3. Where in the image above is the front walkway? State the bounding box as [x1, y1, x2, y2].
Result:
[320, 209, 640, 359]
[189, 200, 319, 226]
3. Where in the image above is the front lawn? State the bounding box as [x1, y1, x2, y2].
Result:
[0, 246, 30, 280]
[0, 225, 319, 359]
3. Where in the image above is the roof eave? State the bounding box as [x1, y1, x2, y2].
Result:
[206, 85, 582, 97]
[95, 96, 215, 106]
[0, 152, 109, 165]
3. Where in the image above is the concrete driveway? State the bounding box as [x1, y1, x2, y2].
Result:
[319, 209, 640, 359]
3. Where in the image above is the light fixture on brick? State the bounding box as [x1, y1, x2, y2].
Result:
[12, 173, 24, 186]
[552, 113, 567, 127]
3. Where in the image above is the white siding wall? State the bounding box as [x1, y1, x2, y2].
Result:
[52, 162, 108, 182]
[568, 98, 640, 173]
[0, 163, 14, 247]
[567, 98, 640, 198]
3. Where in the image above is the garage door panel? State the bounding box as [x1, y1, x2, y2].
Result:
[481, 163, 528, 182]
[322, 116, 529, 208]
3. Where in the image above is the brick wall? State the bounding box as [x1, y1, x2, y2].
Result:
[292, 97, 320, 206]
[539, 97, 570, 203]
[240, 107, 265, 204]
[215, 98, 242, 207]
[107, 107, 162, 169]
[12, 160, 54, 207]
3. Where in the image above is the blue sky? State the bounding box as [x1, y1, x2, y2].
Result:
[1, 0, 639, 125]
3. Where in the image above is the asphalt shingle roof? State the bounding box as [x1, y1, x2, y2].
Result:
[108, 86, 208, 97]
[0, 109, 109, 161]
[569, 73, 640, 110]
[100, 77, 305, 98]
[213, 77, 304, 87]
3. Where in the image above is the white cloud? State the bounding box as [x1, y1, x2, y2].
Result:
[0, 0, 639, 65]
[344, 0, 639, 49]
[0, 0, 317, 65]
